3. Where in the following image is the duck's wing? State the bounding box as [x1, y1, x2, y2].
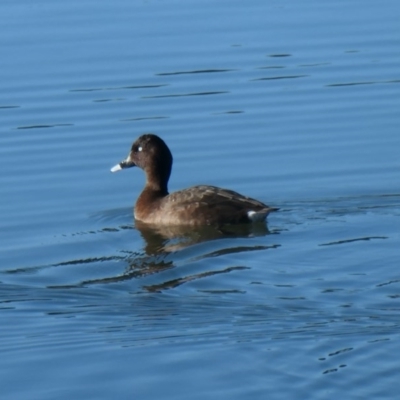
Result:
[165, 185, 277, 224]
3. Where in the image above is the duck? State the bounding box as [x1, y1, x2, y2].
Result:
[111, 134, 278, 225]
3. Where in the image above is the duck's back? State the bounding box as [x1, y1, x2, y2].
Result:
[135, 185, 277, 225]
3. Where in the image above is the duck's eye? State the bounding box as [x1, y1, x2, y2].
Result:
[138, 146, 143, 152]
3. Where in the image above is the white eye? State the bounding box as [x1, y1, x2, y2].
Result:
[138, 146, 143, 152]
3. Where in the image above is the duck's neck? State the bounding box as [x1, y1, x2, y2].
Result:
[143, 165, 169, 196]
[143, 182, 168, 197]
[135, 178, 168, 221]
[143, 162, 171, 197]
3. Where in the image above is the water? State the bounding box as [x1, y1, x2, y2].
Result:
[1, 0, 400, 398]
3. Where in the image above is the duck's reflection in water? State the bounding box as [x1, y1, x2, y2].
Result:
[78, 221, 278, 292]
[135, 220, 272, 254]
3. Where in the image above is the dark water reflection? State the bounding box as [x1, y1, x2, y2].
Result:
[135, 219, 273, 254]
[134, 221, 278, 292]
[60, 219, 278, 292]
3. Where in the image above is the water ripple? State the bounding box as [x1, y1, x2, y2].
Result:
[319, 236, 388, 246]
[142, 91, 229, 99]
[156, 69, 236, 76]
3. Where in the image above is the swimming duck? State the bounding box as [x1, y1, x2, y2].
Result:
[111, 134, 277, 225]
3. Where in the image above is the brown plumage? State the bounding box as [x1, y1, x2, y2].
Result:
[111, 134, 278, 225]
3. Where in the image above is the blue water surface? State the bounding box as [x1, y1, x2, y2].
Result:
[1, 0, 400, 399]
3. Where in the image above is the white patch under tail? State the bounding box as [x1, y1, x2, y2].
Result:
[247, 210, 268, 222]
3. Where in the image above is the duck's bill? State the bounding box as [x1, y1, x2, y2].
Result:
[110, 159, 136, 173]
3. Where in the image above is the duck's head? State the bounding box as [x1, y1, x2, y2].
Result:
[111, 134, 173, 190]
